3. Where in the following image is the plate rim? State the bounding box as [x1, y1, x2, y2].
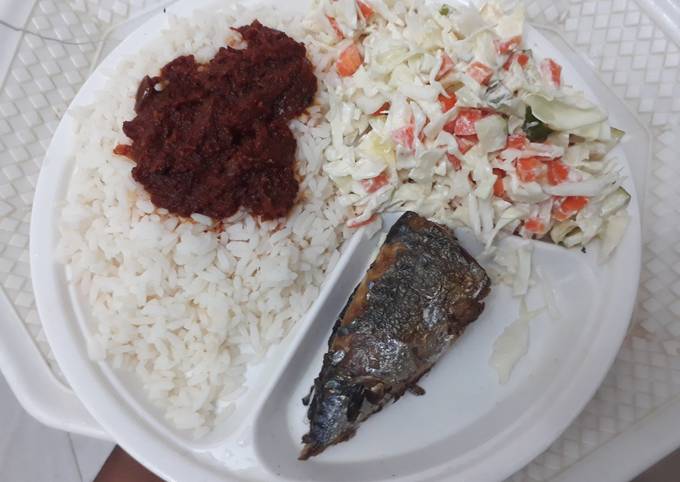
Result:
[29, 1, 643, 481]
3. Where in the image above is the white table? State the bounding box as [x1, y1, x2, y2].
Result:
[1, 1, 680, 481]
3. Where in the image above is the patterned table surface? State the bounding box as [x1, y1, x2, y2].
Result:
[1, 0, 679, 480]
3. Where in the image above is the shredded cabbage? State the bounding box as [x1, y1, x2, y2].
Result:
[513, 243, 533, 296]
[490, 298, 544, 384]
[476, 115, 508, 153]
[524, 93, 608, 138]
[308, 0, 630, 260]
[599, 211, 630, 261]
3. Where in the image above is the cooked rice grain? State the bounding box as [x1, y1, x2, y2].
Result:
[58, 5, 349, 434]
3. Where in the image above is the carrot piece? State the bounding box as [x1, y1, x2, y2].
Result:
[361, 171, 389, 193]
[392, 125, 415, 150]
[493, 168, 506, 198]
[562, 196, 588, 212]
[552, 196, 588, 222]
[348, 214, 378, 228]
[327, 16, 344, 39]
[446, 108, 485, 136]
[447, 152, 462, 171]
[506, 134, 527, 150]
[541, 58, 562, 87]
[436, 52, 455, 80]
[357, 0, 374, 20]
[517, 53, 529, 67]
[438, 92, 458, 112]
[497, 35, 522, 55]
[523, 217, 546, 234]
[516, 157, 547, 182]
[467, 61, 494, 85]
[371, 102, 390, 116]
[337, 44, 363, 77]
[546, 159, 569, 185]
[113, 144, 132, 157]
[503, 51, 530, 71]
[455, 135, 478, 154]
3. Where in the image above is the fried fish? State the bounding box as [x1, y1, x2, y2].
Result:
[300, 212, 491, 459]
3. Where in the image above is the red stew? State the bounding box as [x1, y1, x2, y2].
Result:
[114, 21, 317, 221]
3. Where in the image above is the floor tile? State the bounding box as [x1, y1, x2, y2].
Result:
[69, 433, 114, 482]
[0, 376, 82, 482]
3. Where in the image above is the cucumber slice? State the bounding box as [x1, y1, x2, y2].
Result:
[562, 228, 584, 248]
[601, 187, 631, 217]
[590, 127, 625, 160]
[550, 220, 579, 244]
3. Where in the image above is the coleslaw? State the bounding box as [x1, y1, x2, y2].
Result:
[305, 0, 631, 257]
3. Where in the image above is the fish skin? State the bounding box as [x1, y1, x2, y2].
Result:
[300, 212, 491, 460]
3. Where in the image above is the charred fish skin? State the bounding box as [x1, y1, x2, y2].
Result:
[300, 212, 490, 460]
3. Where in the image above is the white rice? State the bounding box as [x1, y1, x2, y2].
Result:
[57, 5, 351, 434]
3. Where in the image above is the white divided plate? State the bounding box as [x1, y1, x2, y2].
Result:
[29, 1, 642, 481]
